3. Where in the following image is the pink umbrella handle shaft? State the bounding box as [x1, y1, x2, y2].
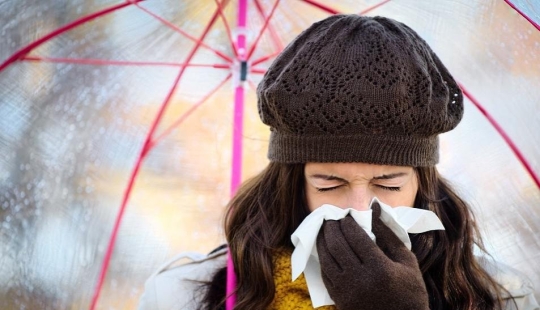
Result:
[230, 85, 244, 197]
[226, 0, 248, 309]
[226, 85, 243, 309]
[226, 251, 237, 308]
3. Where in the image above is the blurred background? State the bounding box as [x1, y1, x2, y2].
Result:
[1, 0, 539, 309]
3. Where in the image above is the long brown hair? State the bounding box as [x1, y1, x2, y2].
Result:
[201, 162, 508, 310]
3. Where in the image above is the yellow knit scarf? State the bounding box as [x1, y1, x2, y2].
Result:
[267, 248, 336, 310]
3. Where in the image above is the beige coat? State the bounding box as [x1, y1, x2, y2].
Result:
[138, 247, 539, 310]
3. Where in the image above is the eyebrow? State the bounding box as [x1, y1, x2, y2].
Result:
[373, 172, 408, 180]
[309, 172, 408, 182]
[309, 174, 348, 182]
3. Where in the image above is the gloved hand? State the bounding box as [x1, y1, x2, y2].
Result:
[316, 203, 430, 310]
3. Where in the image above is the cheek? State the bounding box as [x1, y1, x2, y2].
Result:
[391, 179, 418, 207]
[305, 188, 345, 212]
[306, 187, 374, 211]
[371, 190, 415, 208]
[375, 180, 418, 208]
[392, 189, 416, 207]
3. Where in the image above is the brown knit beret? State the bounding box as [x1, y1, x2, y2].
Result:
[257, 14, 463, 166]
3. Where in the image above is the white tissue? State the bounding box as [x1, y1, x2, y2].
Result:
[290, 197, 445, 308]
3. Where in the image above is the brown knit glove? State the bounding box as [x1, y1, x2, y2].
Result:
[316, 204, 429, 310]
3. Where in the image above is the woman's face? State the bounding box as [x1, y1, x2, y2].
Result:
[304, 162, 418, 212]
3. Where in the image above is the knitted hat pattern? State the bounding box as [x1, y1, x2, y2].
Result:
[257, 15, 463, 166]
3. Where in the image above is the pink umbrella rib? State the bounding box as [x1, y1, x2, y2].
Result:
[22, 56, 230, 69]
[214, 0, 239, 58]
[247, 79, 258, 92]
[246, 0, 282, 60]
[359, 0, 392, 15]
[460, 84, 540, 189]
[89, 3, 232, 309]
[250, 67, 267, 74]
[251, 51, 281, 67]
[150, 73, 233, 148]
[253, 0, 284, 52]
[504, 0, 540, 32]
[0, 0, 144, 73]
[299, 0, 341, 15]
[133, 2, 234, 63]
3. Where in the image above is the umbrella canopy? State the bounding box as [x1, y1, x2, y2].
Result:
[1, 0, 539, 309]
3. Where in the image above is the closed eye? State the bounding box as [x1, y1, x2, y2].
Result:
[316, 185, 343, 192]
[376, 185, 401, 191]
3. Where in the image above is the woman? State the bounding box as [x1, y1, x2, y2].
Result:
[138, 14, 538, 310]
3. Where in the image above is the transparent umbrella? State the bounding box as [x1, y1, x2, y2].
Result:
[0, 0, 539, 309]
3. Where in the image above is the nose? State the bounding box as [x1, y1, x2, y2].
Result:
[347, 187, 373, 211]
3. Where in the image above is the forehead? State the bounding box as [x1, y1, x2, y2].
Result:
[304, 162, 413, 177]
